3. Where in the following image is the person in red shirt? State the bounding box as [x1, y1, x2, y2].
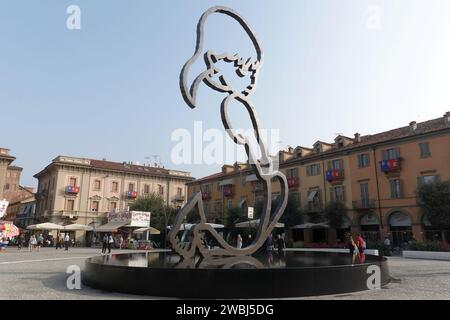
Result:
[355, 233, 366, 263]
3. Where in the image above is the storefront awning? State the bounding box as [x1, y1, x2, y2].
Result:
[219, 178, 235, 186]
[96, 221, 127, 232]
[245, 174, 258, 182]
[133, 227, 161, 235]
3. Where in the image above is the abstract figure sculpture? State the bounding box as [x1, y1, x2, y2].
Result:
[169, 6, 288, 260]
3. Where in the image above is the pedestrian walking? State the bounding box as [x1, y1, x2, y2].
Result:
[119, 235, 124, 249]
[29, 235, 37, 252]
[17, 234, 24, 250]
[64, 234, 70, 251]
[37, 234, 43, 252]
[236, 234, 243, 249]
[355, 233, 366, 263]
[383, 236, 391, 255]
[346, 233, 358, 265]
[102, 234, 108, 254]
[276, 234, 286, 258]
[107, 233, 114, 254]
[55, 234, 60, 250]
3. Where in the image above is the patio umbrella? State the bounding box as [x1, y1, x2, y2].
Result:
[167, 223, 225, 231]
[27, 223, 64, 230]
[133, 226, 161, 235]
[62, 224, 93, 231]
[0, 222, 20, 238]
[234, 219, 285, 228]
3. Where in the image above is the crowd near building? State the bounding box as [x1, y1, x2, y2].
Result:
[187, 113, 450, 246]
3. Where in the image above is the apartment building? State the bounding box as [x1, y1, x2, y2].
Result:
[187, 112, 450, 244]
[34, 156, 194, 230]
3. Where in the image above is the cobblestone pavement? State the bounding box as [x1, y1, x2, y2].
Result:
[0, 248, 449, 300]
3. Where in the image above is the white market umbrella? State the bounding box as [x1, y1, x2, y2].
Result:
[167, 223, 225, 231]
[62, 224, 93, 231]
[235, 219, 285, 228]
[133, 226, 161, 235]
[27, 223, 64, 230]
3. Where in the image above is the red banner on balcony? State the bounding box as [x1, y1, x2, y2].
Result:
[288, 177, 296, 188]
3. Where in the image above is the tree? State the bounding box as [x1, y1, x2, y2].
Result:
[129, 193, 178, 232]
[279, 196, 303, 227]
[324, 201, 348, 229]
[417, 180, 450, 228]
[225, 207, 244, 228]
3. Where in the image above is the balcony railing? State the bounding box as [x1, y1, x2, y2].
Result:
[173, 194, 185, 202]
[223, 186, 233, 198]
[352, 199, 376, 210]
[379, 158, 401, 173]
[65, 186, 80, 194]
[126, 191, 138, 199]
[326, 169, 345, 182]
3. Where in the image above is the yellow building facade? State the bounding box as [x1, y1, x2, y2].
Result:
[187, 113, 450, 245]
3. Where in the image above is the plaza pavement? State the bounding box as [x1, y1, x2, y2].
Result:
[0, 247, 449, 300]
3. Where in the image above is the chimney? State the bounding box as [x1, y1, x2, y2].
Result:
[409, 121, 417, 132]
[287, 146, 294, 153]
[444, 111, 450, 123]
[354, 133, 361, 143]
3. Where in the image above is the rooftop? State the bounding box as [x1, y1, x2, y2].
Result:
[188, 112, 450, 185]
[34, 156, 194, 180]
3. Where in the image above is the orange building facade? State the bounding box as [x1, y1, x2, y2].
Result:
[187, 113, 450, 245]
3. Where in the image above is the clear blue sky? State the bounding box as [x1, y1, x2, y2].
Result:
[1, 0, 450, 187]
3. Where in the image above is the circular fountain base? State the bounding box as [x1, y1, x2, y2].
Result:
[83, 251, 390, 298]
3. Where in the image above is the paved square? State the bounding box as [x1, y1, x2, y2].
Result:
[0, 248, 449, 300]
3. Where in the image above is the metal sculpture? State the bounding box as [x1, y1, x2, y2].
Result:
[170, 6, 288, 259]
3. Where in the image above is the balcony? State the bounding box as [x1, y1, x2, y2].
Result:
[287, 176, 298, 189]
[223, 186, 233, 198]
[173, 194, 185, 202]
[379, 158, 401, 173]
[65, 186, 80, 194]
[126, 191, 138, 199]
[201, 191, 211, 200]
[326, 169, 345, 182]
[352, 199, 376, 210]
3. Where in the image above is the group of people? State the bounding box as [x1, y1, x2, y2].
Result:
[101, 233, 115, 254]
[346, 233, 366, 265]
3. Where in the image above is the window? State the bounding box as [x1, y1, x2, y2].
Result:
[110, 202, 117, 212]
[360, 183, 370, 207]
[215, 201, 222, 215]
[419, 142, 431, 158]
[177, 187, 182, 196]
[66, 199, 75, 211]
[227, 200, 233, 209]
[91, 201, 99, 212]
[383, 148, 400, 160]
[4, 183, 9, 190]
[358, 154, 370, 168]
[69, 177, 77, 187]
[204, 203, 209, 215]
[111, 181, 119, 192]
[331, 186, 345, 202]
[94, 180, 101, 191]
[158, 184, 164, 195]
[287, 168, 299, 178]
[331, 159, 343, 170]
[144, 184, 150, 194]
[217, 182, 221, 192]
[306, 164, 321, 176]
[419, 175, 438, 185]
[390, 179, 402, 199]
[128, 183, 135, 192]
